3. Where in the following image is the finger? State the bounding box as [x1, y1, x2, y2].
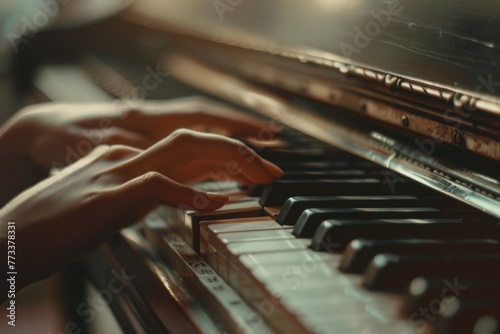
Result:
[100, 128, 152, 149]
[55, 103, 128, 127]
[115, 171, 229, 213]
[128, 130, 284, 185]
[167, 161, 254, 186]
[195, 107, 277, 138]
[245, 137, 288, 149]
[123, 98, 280, 139]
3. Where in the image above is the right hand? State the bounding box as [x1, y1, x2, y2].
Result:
[0, 129, 283, 296]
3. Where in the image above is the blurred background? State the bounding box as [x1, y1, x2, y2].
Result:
[2, 0, 499, 332]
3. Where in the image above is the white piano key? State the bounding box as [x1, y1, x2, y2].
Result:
[218, 230, 297, 280]
[149, 207, 420, 334]
[200, 217, 283, 274]
[219, 229, 294, 244]
[263, 206, 281, 219]
[239, 249, 333, 268]
[193, 180, 244, 195]
[227, 238, 311, 256]
[206, 217, 280, 234]
[180, 197, 264, 251]
[225, 239, 310, 282]
[157, 230, 278, 334]
[202, 217, 281, 257]
[199, 276, 275, 334]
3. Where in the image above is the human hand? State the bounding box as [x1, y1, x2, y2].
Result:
[0, 97, 277, 205]
[7, 96, 275, 170]
[0, 129, 283, 295]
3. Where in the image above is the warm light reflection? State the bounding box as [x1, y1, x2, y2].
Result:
[313, 0, 362, 10]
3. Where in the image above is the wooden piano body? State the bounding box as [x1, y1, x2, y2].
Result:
[23, 0, 500, 333]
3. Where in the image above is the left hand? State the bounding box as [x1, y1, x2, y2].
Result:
[0, 96, 277, 205]
[6, 96, 276, 170]
[0, 130, 283, 297]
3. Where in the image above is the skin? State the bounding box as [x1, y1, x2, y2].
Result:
[0, 96, 280, 205]
[0, 97, 283, 301]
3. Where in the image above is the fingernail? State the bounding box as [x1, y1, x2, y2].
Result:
[261, 159, 284, 178]
[205, 192, 229, 202]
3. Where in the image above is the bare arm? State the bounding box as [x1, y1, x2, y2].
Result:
[0, 96, 277, 205]
[0, 97, 282, 303]
[0, 129, 282, 302]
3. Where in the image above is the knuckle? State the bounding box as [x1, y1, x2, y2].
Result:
[21, 102, 57, 114]
[186, 96, 217, 116]
[107, 134, 122, 144]
[235, 141, 257, 161]
[16, 103, 57, 125]
[168, 128, 198, 143]
[141, 171, 166, 185]
[92, 144, 112, 157]
[124, 108, 145, 120]
[111, 103, 142, 123]
[83, 145, 114, 165]
[106, 145, 137, 161]
[188, 95, 211, 107]
[103, 127, 122, 143]
[235, 139, 252, 152]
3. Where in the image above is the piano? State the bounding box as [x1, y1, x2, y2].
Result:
[23, 0, 500, 333]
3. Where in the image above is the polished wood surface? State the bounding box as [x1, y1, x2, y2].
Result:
[131, 0, 500, 100]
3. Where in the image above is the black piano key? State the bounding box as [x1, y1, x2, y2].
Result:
[259, 179, 383, 206]
[379, 179, 440, 197]
[246, 183, 266, 197]
[309, 218, 497, 251]
[340, 238, 500, 273]
[248, 170, 370, 197]
[435, 298, 500, 334]
[421, 196, 468, 210]
[363, 253, 500, 292]
[280, 169, 367, 180]
[276, 195, 419, 225]
[417, 198, 498, 223]
[255, 147, 331, 162]
[294, 207, 442, 238]
[276, 160, 378, 171]
[405, 277, 500, 316]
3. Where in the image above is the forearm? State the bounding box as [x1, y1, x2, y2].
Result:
[0, 153, 46, 206]
[0, 117, 47, 206]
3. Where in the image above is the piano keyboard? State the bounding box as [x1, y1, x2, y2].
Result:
[31, 51, 500, 334]
[141, 128, 500, 334]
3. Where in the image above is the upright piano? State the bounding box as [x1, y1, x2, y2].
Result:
[28, 0, 500, 333]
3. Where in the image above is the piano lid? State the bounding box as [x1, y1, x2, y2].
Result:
[129, 0, 500, 103]
[125, 0, 500, 161]
[106, 1, 500, 215]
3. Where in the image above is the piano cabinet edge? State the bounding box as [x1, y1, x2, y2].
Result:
[82, 228, 221, 334]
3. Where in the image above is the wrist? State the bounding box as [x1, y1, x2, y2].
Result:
[0, 109, 38, 158]
[0, 112, 46, 205]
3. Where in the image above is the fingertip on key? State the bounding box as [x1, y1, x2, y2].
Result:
[205, 192, 230, 203]
[261, 159, 284, 178]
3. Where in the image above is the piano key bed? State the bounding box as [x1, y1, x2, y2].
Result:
[30, 45, 500, 333]
[104, 128, 500, 334]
